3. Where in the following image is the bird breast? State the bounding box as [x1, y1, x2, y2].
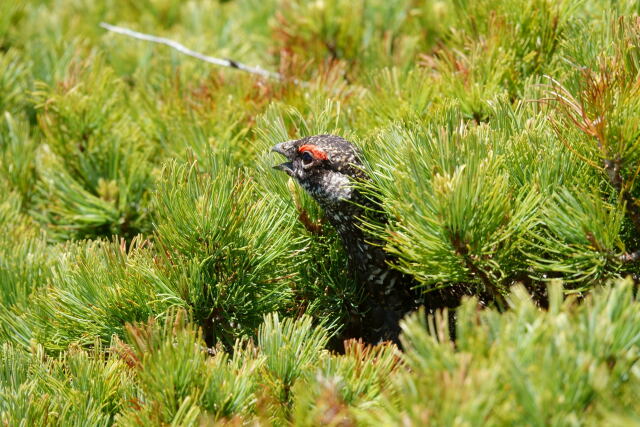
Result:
[314, 170, 353, 204]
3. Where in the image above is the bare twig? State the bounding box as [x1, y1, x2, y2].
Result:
[100, 22, 305, 85]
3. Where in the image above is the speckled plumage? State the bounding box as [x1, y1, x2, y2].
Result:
[272, 134, 418, 343]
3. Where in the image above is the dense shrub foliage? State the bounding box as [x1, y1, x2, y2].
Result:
[1, 0, 640, 424]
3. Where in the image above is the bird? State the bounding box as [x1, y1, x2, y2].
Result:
[271, 134, 422, 344]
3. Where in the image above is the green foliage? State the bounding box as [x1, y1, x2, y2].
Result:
[0, 341, 135, 426]
[0, 189, 48, 309]
[0, 113, 38, 202]
[526, 189, 625, 283]
[291, 339, 398, 425]
[153, 161, 296, 345]
[258, 312, 330, 406]
[20, 238, 176, 351]
[364, 280, 640, 425]
[1, 0, 640, 423]
[117, 311, 262, 424]
[1, 282, 640, 424]
[0, 50, 30, 114]
[273, 0, 421, 73]
[363, 121, 542, 294]
[33, 59, 154, 240]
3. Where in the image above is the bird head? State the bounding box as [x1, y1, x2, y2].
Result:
[271, 135, 366, 207]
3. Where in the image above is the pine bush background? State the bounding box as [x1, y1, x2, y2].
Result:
[1, 0, 640, 424]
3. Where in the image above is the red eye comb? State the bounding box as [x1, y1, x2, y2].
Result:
[298, 144, 328, 160]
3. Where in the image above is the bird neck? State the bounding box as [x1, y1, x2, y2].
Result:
[322, 197, 397, 291]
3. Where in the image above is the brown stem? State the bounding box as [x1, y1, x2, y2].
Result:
[298, 209, 324, 235]
[450, 234, 507, 309]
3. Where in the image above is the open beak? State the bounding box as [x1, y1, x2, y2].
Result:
[271, 141, 296, 176]
[273, 161, 294, 175]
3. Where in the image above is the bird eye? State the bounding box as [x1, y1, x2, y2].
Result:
[301, 151, 314, 166]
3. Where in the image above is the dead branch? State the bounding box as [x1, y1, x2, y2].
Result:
[100, 22, 306, 86]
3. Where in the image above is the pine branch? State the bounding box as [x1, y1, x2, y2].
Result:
[545, 76, 640, 264]
[99, 23, 307, 86]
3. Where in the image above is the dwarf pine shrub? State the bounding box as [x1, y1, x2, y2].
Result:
[1, 0, 640, 424]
